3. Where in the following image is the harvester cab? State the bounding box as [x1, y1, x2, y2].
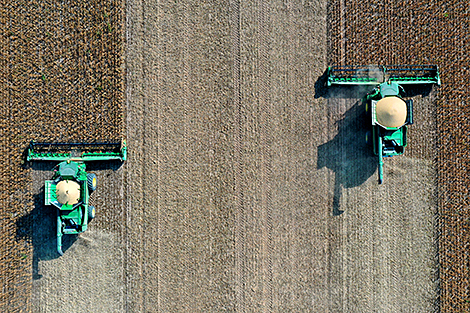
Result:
[27, 140, 126, 255]
[326, 65, 440, 183]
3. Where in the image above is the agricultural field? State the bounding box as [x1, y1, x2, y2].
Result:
[0, 0, 469, 312]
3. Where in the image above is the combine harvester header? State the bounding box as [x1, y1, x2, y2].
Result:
[27, 140, 127, 162]
[326, 64, 440, 87]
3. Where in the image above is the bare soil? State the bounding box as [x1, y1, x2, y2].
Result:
[123, 0, 438, 312]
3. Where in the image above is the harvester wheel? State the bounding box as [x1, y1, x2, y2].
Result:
[87, 173, 97, 192]
[88, 206, 96, 220]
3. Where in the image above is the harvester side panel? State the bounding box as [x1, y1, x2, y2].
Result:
[44, 180, 56, 205]
[405, 100, 413, 125]
[57, 212, 63, 255]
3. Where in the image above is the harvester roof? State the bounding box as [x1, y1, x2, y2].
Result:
[55, 180, 80, 205]
[376, 97, 407, 128]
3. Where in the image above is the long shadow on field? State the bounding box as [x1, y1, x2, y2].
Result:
[16, 160, 123, 279]
[315, 74, 436, 215]
[317, 85, 377, 216]
[16, 186, 77, 279]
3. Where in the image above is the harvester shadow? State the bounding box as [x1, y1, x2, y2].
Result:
[83, 159, 124, 172]
[16, 186, 78, 280]
[317, 98, 376, 216]
[314, 68, 329, 99]
[17, 159, 123, 280]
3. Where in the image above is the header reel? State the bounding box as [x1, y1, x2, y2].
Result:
[27, 140, 127, 162]
[327, 64, 440, 87]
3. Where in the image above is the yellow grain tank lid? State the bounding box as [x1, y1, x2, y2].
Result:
[376, 96, 407, 128]
[56, 180, 80, 205]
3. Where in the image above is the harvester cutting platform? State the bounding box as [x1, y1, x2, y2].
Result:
[27, 141, 127, 255]
[326, 65, 440, 183]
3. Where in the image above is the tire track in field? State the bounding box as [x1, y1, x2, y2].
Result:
[230, 0, 246, 311]
[179, 0, 191, 308]
[140, 0, 151, 312]
[257, 0, 274, 311]
[154, 5, 164, 312]
[238, 0, 275, 309]
[125, 0, 145, 309]
[283, 1, 298, 310]
[139, 0, 164, 310]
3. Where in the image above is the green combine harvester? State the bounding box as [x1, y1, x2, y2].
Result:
[27, 141, 127, 255]
[326, 65, 440, 183]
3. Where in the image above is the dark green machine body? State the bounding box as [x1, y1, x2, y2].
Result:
[45, 160, 97, 255]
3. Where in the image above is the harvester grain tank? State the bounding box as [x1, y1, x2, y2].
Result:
[326, 65, 440, 183]
[27, 140, 127, 255]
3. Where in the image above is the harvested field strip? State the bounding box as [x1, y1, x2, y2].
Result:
[0, 0, 124, 311]
[125, 0, 331, 311]
[229, 0, 246, 311]
[328, 1, 469, 311]
[126, 0, 237, 311]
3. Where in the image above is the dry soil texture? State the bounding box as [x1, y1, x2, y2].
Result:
[124, 0, 437, 312]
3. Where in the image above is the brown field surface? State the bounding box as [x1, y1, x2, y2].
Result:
[0, 0, 468, 312]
